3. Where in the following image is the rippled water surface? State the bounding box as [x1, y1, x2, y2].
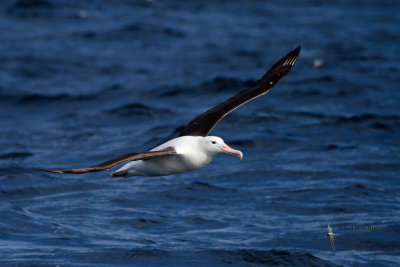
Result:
[1, 0, 400, 266]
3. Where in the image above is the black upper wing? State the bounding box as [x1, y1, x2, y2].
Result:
[34, 147, 176, 174]
[179, 45, 301, 137]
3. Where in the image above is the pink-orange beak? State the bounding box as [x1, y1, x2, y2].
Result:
[221, 143, 243, 160]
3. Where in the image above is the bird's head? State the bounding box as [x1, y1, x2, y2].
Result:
[201, 136, 243, 160]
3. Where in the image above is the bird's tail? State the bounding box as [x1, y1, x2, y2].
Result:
[110, 170, 128, 178]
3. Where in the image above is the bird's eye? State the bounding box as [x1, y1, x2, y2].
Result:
[211, 141, 216, 144]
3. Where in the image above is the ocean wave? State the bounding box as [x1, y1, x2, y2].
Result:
[104, 103, 173, 118]
[143, 77, 256, 99]
[0, 83, 122, 105]
[131, 218, 164, 228]
[213, 249, 336, 267]
[0, 152, 33, 159]
[7, 0, 56, 18]
[185, 181, 237, 192]
[76, 22, 186, 42]
[0, 92, 95, 105]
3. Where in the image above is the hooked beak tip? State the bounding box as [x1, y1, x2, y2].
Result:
[221, 143, 243, 160]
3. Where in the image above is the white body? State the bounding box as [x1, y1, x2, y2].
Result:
[112, 136, 242, 177]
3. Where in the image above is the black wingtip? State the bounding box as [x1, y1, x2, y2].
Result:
[283, 45, 301, 65]
[289, 45, 301, 58]
[257, 45, 301, 86]
[292, 45, 301, 53]
[269, 45, 301, 71]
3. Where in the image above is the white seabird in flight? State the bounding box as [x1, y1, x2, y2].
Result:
[326, 224, 338, 251]
[35, 46, 300, 177]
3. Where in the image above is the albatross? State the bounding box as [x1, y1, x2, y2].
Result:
[36, 46, 300, 177]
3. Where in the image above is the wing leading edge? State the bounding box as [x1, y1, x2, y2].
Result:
[34, 147, 176, 174]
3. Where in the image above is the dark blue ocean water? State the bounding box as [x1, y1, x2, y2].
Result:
[1, 0, 399, 266]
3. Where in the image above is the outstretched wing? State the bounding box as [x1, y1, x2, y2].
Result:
[328, 224, 333, 233]
[179, 45, 300, 137]
[330, 236, 336, 251]
[34, 147, 176, 174]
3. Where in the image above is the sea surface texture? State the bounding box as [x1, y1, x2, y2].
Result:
[1, 1, 399, 266]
